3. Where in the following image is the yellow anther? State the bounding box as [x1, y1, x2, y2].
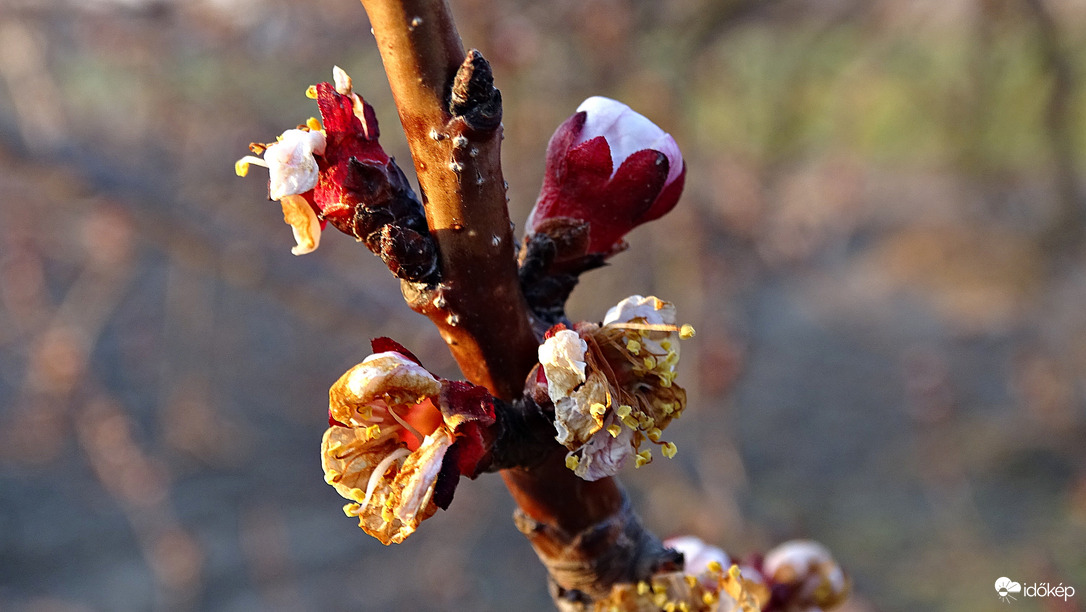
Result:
[660, 402, 675, 415]
[234, 159, 250, 177]
[365, 424, 381, 440]
[647, 427, 663, 442]
[638, 414, 655, 429]
[635, 450, 652, 467]
[680, 324, 696, 339]
[381, 505, 394, 522]
[306, 116, 322, 131]
[637, 581, 650, 595]
[702, 592, 718, 606]
[653, 593, 668, 607]
[565, 454, 580, 470]
[615, 404, 632, 418]
[350, 488, 367, 503]
[659, 376, 672, 388]
[652, 583, 667, 595]
[707, 560, 724, 574]
[678, 602, 690, 612]
[607, 424, 622, 438]
[660, 340, 672, 351]
[663, 602, 677, 612]
[343, 502, 361, 517]
[685, 575, 698, 587]
[652, 297, 665, 310]
[305, 85, 318, 99]
[324, 469, 341, 484]
[626, 339, 641, 354]
[644, 356, 657, 370]
[622, 415, 639, 429]
[662, 441, 678, 458]
[590, 403, 607, 417]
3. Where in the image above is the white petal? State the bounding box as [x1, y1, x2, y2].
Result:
[538, 329, 588, 400]
[603, 294, 676, 326]
[345, 352, 441, 403]
[575, 96, 682, 184]
[264, 129, 326, 200]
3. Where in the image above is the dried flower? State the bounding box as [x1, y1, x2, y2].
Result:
[237, 67, 435, 280]
[321, 339, 495, 544]
[524, 96, 686, 256]
[535, 295, 692, 480]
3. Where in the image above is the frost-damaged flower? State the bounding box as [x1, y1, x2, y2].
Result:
[534, 295, 695, 480]
[321, 338, 495, 544]
[524, 96, 686, 257]
[237, 67, 435, 280]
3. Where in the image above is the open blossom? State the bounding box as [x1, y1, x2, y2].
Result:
[524, 96, 686, 256]
[535, 295, 694, 480]
[321, 339, 495, 544]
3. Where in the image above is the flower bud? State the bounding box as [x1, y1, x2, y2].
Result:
[524, 96, 686, 256]
[762, 540, 850, 610]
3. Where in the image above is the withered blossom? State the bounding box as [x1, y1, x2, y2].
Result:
[535, 295, 694, 480]
[237, 67, 435, 280]
[321, 339, 495, 544]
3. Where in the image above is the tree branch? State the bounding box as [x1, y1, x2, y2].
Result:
[358, 0, 673, 604]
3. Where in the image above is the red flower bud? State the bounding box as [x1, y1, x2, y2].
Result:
[525, 96, 686, 255]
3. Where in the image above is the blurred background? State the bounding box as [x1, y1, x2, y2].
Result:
[1, 0, 1084, 610]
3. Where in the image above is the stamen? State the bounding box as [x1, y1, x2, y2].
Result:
[707, 560, 724, 574]
[364, 424, 381, 440]
[607, 424, 621, 438]
[343, 502, 361, 517]
[305, 85, 318, 99]
[362, 447, 410, 507]
[306, 116, 322, 131]
[626, 339, 641, 354]
[565, 454, 580, 470]
[680, 324, 696, 339]
[662, 441, 678, 458]
[235, 156, 267, 177]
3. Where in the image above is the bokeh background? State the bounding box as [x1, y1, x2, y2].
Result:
[1, 0, 1085, 610]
